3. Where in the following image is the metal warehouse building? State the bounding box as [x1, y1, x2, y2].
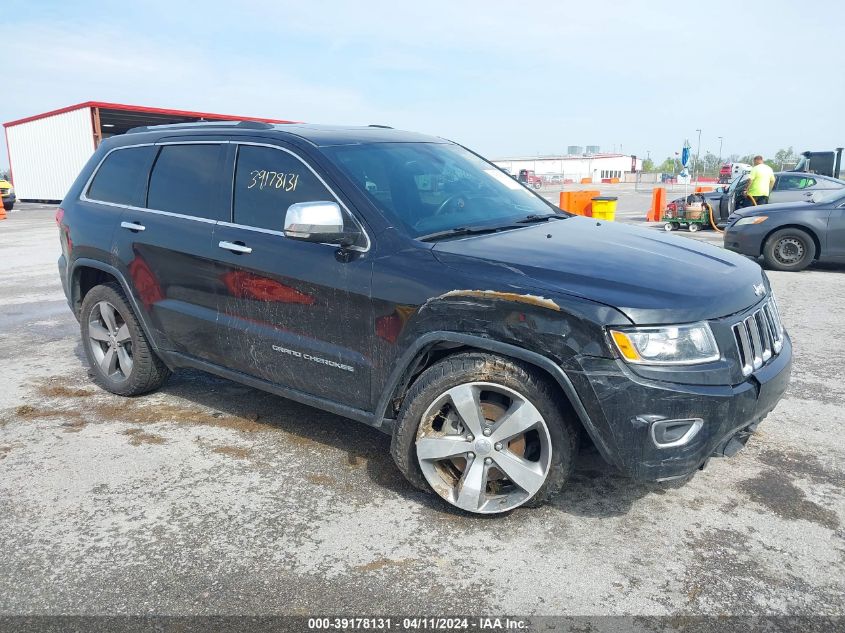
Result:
[494, 153, 642, 183]
[3, 102, 292, 201]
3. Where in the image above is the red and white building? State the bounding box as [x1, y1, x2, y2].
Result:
[3, 101, 292, 201]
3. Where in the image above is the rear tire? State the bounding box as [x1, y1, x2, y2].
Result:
[688, 223, 700, 233]
[80, 282, 170, 396]
[390, 352, 578, 514]
[762, 228, 815, 272]
[664, 222, 675, 231]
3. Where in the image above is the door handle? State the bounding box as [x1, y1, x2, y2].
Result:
[120, 221, 146, 232]
[218, 240, 252, 254]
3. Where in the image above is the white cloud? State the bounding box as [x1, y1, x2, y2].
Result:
[3, 22, 384, 122]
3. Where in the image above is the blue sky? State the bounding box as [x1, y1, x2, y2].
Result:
[3, 0, 843, 170]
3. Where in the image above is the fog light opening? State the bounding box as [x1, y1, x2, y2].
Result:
[650, 418, 704, 448]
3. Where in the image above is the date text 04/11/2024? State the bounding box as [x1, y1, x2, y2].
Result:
[307, 617, 529, 630]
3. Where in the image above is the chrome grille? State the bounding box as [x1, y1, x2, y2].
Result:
[732, 298, 784, 376]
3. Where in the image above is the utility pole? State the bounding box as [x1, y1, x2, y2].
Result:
[695, 129, 702, 182]
[718, 136, 723, 165]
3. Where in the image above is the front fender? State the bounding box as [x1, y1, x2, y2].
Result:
[373, 330, 620, 468]
[373, 290, 628, 465]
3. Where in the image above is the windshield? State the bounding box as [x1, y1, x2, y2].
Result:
[322, 142, 558, 238]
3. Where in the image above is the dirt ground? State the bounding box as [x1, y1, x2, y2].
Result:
[0, 203, 843, 618]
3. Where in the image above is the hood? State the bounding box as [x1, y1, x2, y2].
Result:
[734, 200, 815, 217]
[432, 217, 767, 324]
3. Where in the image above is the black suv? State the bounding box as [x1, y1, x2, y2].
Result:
[57, 122, 792, 514]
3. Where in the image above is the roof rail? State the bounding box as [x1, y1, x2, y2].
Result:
[368, 124, 393, 129]
[126, 120, 276, 134]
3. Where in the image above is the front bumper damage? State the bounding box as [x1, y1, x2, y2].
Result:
[565, 335, 792, 481]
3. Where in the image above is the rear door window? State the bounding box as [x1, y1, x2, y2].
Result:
[232, 145, 335, 232]
[87, 146, 156, 207]
[147, 144, 225, 219]
[776, 175, 817, 190]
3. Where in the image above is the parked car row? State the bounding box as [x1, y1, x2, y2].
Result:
[668, 171, 845, 225]
[724, 188, 845, 271]
[662, 171, 845, 272]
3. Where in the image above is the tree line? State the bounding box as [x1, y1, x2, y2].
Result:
[641, 147, 800, 176]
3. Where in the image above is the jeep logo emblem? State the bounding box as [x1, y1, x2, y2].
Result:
[753, 283, 765, 297]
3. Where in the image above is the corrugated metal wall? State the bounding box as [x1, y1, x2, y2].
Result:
[6, 107, 95, 200]
[493, 156, 640, 181]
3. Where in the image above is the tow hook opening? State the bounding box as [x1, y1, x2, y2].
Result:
[713, 421, 760, 458]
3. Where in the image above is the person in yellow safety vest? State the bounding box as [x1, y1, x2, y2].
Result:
[746, 155, 775, 205]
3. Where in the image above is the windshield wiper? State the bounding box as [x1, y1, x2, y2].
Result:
[516, 213, 566, 224]
[418, 224, 521, 242]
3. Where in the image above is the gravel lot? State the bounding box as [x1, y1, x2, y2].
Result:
[1, 201, 843, 618]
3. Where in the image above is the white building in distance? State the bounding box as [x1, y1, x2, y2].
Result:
[494, 153, 643, 183]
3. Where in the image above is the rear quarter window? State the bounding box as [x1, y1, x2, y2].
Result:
[86, 146, 156, 207]
[776, 175, 817, 190]
[812, 178, 843, 190]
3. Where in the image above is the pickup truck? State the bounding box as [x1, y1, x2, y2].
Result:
[518, 169, 543, 189]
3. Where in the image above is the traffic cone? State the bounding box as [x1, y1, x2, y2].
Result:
[0, 204, 6, 221]
[647, 187, 666, 222]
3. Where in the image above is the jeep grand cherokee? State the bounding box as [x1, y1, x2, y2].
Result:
[57, 122, 792, 514]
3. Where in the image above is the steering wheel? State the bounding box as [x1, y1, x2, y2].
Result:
[434, 195, 467, 216]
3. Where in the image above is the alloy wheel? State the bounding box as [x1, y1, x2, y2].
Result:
[87, 301, 133, 382]
[415, 382, 552, 513]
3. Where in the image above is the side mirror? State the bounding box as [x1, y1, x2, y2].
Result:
[284, 201, 358, 246]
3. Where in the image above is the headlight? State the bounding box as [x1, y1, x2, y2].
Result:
[734, 215, 768, 226]
[609, 322, 720, 365]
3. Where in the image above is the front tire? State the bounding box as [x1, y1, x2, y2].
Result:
[80, 282, 170, 396]
[762, 228, 816, 271]
[390, 352, 578, 514]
